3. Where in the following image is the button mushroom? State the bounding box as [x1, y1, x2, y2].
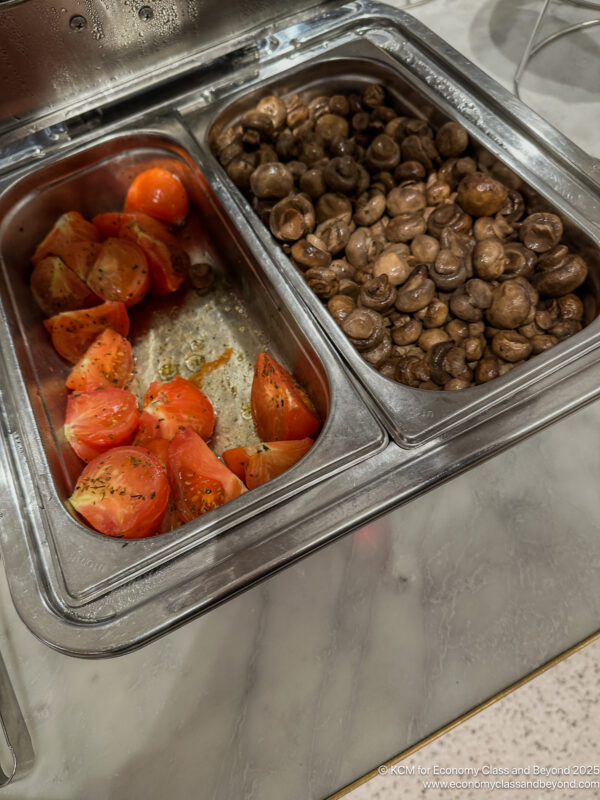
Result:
[473, 237, 505, 280]
[366, 134, 401, 172]
[328, 294, 355, 324]
[305, 267, 339, 299]
[427, 203, 472, 237]
[519, 212, 563, 253]
[429, 249, 469, 291]
[359, 274, 397, 313]
[250, 162, 294, 199]
[341, 307, 385, 351]
[502, 242, 537, 280]
[456, 172, 508, 217]
[291, 238, 332, 271]
[392, 316, 422, 345]
[491, 330, 532, 362]
[395, 265, 436, 312]
[269, 194, 315, 242]
[486, 278, 536, 329]
[435, 121, 469, 158]
[387, 183, 427, 216]
[532, 247, 588, 296]
[386, 212, 427, 243]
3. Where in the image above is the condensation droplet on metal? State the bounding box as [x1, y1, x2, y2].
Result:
[139, 5, 154, 20]
[69, 14, 87, 30]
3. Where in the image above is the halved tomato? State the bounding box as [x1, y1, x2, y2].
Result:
[64, 386, 140, 462]
[136, 375, 215, 444]
[69, 446, 169, 538]
[32, 211, 100, 266]
[86, 238, 150, 306]
[251, 352, 321, 441]
[124, 167, 189, 226]
[65, 328, 134, 391]
[167, 428, 246, 523]
[222, 438, 313, 490]
[44, 301, 130, 363]
[30, 255, 98, 317]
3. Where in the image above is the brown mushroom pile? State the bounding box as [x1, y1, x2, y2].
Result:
[211, 85, 591, 391]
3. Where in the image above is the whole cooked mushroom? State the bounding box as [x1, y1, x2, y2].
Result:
[324, 156, 360, 192]
[491, 330, 532, 362]
[429, 249, 469, 291]
[387, 183, 427, 216]
[305, 267, 339, 299]
[354, 190, 386, 226]
[472, 237, 505, 280]
[532, 247, 588, 296]
[435, 121, 469, 158]
[427, 203, 472, 237]
[270, 195, 316, 241]
[291, 238, 332, 271]
[486, 278, 536, 329]
[316, 193, 353, 223]
[359, 274, 397, 312]
[250, 162, 294, 199]
[366, 134, 401, 172]
[502, 242, 537, 280]
[395, 265, 436, 312]
[256, 95, 287, 130]
[519, 212, 563, 253]
[328, 294, 356, 324]
[386, 212, 427, 243]
[456, 172, 508, 217]
[341, 307, 385, 350]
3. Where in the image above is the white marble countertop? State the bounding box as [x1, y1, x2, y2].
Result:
[2, 0, 600, 798]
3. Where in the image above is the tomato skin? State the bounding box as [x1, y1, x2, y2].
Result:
[251, 352, 321, 441]
[223, 438, 313, 489]
[86, 237, 150, 307]
[69, 446, 169, 538]
[32, 211, 100, 267]
[64, 386, 140, 462]
[93, 212, 174, 243]
[44, 301, 130, 363]
[167, 428, 246, 523]
[124, 168, 189, 226]
[65, 328, 134, 391]
[136, 375, 215, 444]
[30, 255, 98, 317]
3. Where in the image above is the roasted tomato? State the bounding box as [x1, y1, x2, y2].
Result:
[167, 428, 246, 523]
[119, 217, 189, 294]
[30, 255, 98, 317]
[86, 237, 150, 306]
[93, 211, 188, 294]
[69, 446, 169, 538]
[32, 211, 100, 269]
[222, 438, 313, 490]
[140, 437, 170, 472]
[124, 167, 189, 226]
[136, 375, 215, 444]
[44, 301, 130, 363]
[65, 328, 134, 391]
[64, 386, 140, 462]
[251, 352, 321, 441]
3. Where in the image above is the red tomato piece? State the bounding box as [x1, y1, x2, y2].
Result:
[64, 387, 140, 462]
[69, 446, 169, 538]
[251, 352, 321, 441]
[86, 238, 150, 307]
[119, 217, 189, 294]
[44, 301, 130, 363]
[222, 438, 313, 490]
[139, 437, 170, 472]
[136, 375, 215, 444]
[65, 328, 134, 391]
[32, 211, 100, 266]
[30, 255, 98, 317]
[158, 500, 184, 534]
[167, 428, 246, 523]
[92, 212, 172, 243]
[124, 167, 189, 226]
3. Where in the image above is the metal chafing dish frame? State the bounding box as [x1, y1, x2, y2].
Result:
[2, 2, 600, 657]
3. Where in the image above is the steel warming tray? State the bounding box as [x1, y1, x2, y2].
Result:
[2, 2, 600, 655]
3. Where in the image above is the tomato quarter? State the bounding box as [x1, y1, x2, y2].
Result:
[251, 352, 321, 441]
[124, 167, 189, 226]
[69, 446, 169, 538]
[65, 328, 134, 391]
[222, 438, 313, 489]
[167, 428, 246, 523]
[30, 255, 98, 317]
[119, 217, 188, 294]
[44, 301, 130, 363]
[136, 375, 215, 444]
[64, 386, 140, 462]
[86, 237, 150, 307]
[32, 211, 100, 267]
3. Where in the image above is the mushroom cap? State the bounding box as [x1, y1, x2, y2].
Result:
[456, 172, 508, 217]
[250, 162, 294, 199]
[519, 212, 563, 253]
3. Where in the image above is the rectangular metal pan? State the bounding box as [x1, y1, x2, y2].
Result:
[3, 2, 600, 655]
[198, 38, 600, 447]
[0, 117, 385, 642]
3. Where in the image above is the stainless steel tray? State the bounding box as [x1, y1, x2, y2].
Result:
[2, 1, 600, 656]
[200, 40, 600, 447]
